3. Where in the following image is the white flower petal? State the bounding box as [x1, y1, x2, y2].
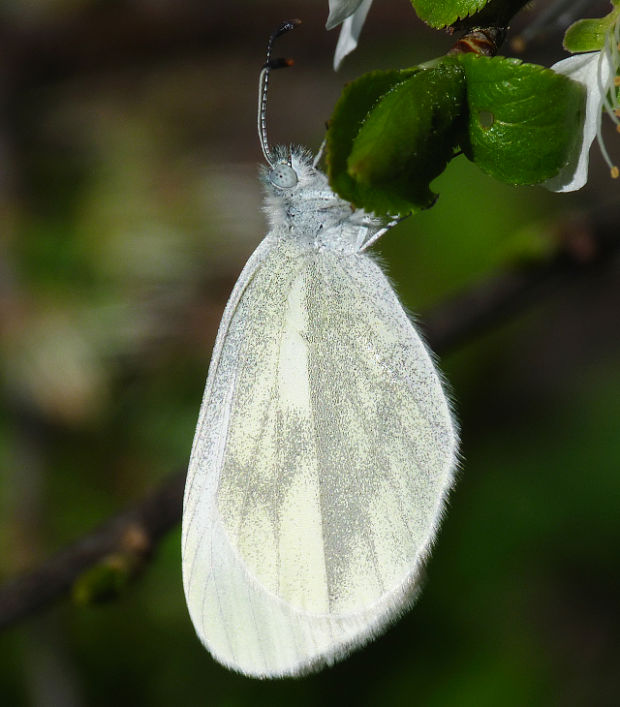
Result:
[544, 52, 611, 192]
[326, 0, 365, 30]
[333, 0, 374, 70]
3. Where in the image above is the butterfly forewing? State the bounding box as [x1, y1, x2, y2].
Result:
[182, 236, 457, 677]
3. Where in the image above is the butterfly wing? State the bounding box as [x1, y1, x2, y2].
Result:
[182, 239, 458, 677]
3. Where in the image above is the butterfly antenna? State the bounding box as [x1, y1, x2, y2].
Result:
[257, 19, 301, 167]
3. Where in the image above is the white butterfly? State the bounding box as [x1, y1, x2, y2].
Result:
[181, 22, 458, 678]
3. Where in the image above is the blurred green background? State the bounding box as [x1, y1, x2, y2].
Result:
[0, 1, 618, 705]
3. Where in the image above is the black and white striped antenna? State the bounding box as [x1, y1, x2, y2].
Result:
[257, 19, 301, 167]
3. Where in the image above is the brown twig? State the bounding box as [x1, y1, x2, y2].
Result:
[0, 471, 185, 630]
[452, 0, 533, 33]
[421, 220, 615, 353]
[446, 0, 532, 55]
[0, 212, 618, 631]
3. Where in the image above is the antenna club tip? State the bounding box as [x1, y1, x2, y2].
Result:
[264, 57, 295, 70]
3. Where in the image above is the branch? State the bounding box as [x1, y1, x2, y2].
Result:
[420, 212, 618, 352]
[0, 471, 185, 630]
[454, 0, 533, 32]
[0, 212, 618, 630]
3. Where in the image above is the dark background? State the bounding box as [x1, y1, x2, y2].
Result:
[0, 1, 618, 705]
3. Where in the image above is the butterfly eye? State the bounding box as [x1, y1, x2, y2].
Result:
[268, 163, 298, 188]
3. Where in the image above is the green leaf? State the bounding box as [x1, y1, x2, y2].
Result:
[564, 5, 620, 52]
[326, 69, 419, 212]
[457, 55, 586, 185]
[344, 64, 466, 214]
[411, 0, 490, 28]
